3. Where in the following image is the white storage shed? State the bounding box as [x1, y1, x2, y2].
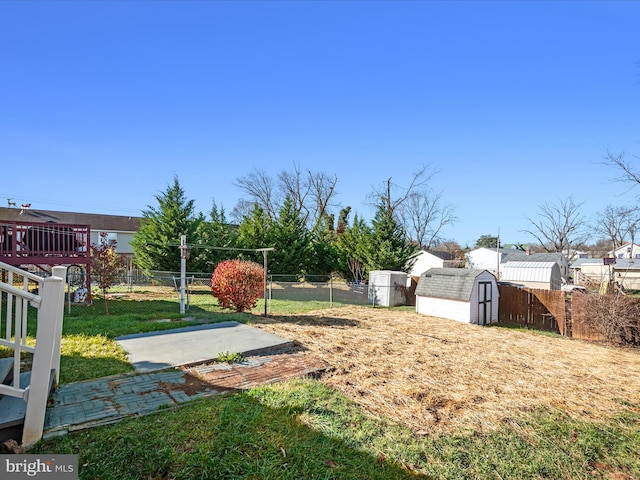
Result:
[368, 270, 408, 307]
[500, 261, 561, 290]
[415, 268, 498, 325]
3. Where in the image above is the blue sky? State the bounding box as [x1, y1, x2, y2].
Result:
[2, 1, 639, 247]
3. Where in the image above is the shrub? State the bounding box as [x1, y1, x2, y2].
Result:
[216, 351, 244, 363]
[211, 259, 264, 312]
[581, 292, 640, 345]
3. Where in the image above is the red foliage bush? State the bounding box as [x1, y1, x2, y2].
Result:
[211, 259, 264, 312]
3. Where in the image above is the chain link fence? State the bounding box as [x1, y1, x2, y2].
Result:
[63, 269, 380, 315]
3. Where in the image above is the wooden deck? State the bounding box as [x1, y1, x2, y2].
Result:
[0, 220, 90, 268]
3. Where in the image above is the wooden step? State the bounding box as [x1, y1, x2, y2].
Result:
[0, 372, 31, 430]
[0, 357, 14, 384]
[0, 370, 55, 443]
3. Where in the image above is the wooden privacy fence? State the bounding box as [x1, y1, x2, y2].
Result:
[498, 285, 567, 334]
[497, 284, 640, 343]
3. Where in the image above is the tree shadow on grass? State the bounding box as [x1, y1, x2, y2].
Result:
[33, 383, 425, 480]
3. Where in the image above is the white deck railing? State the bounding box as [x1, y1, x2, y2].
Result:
[0, 260, 67, 447]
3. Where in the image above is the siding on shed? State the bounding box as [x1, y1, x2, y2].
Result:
[416, 296, 471, 323]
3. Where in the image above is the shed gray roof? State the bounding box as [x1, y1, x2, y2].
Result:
[416, 268, 491, 302]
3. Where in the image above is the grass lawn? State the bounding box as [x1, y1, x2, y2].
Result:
[32, 379, 640, 479]
[8, 291, 640, 479]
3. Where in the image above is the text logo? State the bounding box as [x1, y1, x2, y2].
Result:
[1, 455, 78, 480]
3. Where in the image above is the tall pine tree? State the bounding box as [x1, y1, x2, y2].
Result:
[336, 213, 371, 282]
[310, 213, 340, 276]
[366, 203, 417, 272]
[236, 203, 272, 264]
[131, 176, 203, 272]
[191, 201, 238, 272]
[269, 196, 314, 276]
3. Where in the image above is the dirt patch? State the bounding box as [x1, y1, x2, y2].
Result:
[157, 374, 214, 396]
[250, 306, 640, 435]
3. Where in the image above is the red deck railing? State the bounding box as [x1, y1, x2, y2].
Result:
[0, 221, 90, 266]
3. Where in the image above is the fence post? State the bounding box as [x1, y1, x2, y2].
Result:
[329, 277, 333, 307]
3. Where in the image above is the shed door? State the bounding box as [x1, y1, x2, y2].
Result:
[477, 281, 492, 325]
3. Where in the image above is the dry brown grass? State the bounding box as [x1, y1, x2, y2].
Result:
[250, 306, 640, 435]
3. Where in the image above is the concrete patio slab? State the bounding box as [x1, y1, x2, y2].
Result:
[116, 321, 295, 372]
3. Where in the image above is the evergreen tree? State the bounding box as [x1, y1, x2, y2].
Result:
[191, 202, 238, 272]
[310, 213, 340, 276]
[336, 213, 371, 282]
[366, 203, 417, 272]
[269, 196, 314, 275]
[131, 176, 203, 272]
[236, 203, 272, 264]
[474, 234, 500, 249]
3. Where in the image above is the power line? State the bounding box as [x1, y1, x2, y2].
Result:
[156, 241, 274, 253]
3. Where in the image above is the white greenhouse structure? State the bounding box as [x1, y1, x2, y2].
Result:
[499, 261, 562, 290]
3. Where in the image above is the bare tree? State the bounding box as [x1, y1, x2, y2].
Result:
[523, 196, 588, 254]
[398, 190, 457, 248]
[368, 165, 437, 215]
[230, 198, 257, 224]
[233, 165, 340, 229]
[367, 164, 456, 247]
[589, 238, 612, 258]
[233, 169, 279, 221]
[278, 163, 310, 221]
[594, 205, 640, 252]
[603, 149, 640, 190]
[308, 171, 339, 231]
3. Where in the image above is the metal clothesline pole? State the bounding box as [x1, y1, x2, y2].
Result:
[258, 248, 275, 317]
[176, 241, 274, 316]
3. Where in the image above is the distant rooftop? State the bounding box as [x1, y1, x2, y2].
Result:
[0, 207, 141, 231]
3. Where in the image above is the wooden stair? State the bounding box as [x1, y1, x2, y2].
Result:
[0, 358, 55, 444]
